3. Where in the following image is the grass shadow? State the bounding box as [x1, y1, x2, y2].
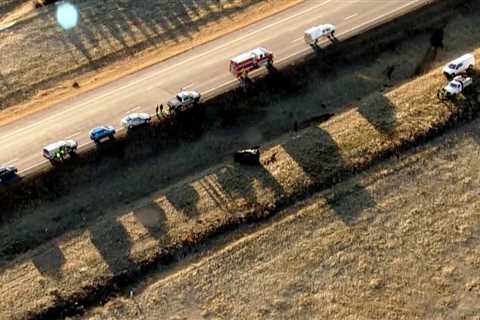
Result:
[357, 94, 397, 136]
[282, 125, 377, 224]
[89, 217, 134, 274]
[31, 242, 65, 280]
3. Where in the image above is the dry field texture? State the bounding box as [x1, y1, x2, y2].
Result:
[0, 0, 301, 123]
[0, 1, 478, 319]
[81, 113, 480, 320]
[1, 46, 479, 319]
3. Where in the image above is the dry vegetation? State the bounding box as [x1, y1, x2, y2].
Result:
[1, 48, 479, 319]
[0, 1, 479, 319]
[0, 0, 301, 122]
[82, 114, 480, 319]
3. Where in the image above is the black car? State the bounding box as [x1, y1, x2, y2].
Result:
[0, 165, 18, 183]
[234, 146, 260, 165]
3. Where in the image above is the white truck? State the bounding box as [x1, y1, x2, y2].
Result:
[167, 90, 201, 112]
[42, 140, 78, 161]
[304, 24, 336, 46]
[442, 53, 475, 79]
[441, 75, 472, 98]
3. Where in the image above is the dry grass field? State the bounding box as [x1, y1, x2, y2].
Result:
[81, 113, 480, 320]
[0, 1, 479, 319]
[1, 47, 479, 318]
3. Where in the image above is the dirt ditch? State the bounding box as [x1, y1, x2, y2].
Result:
[0, 0, 479, 318]
[0, 0, 475, 263]
[2, 48, 480, 320]
[0, 0, 476, 274]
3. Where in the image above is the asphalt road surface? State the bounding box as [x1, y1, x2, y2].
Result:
[0, 0, 429, 174]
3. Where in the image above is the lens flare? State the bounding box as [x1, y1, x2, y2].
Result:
[56, 2, 79, 30]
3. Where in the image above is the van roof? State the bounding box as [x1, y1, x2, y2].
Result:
[450, 53, 474, 65]
[43, 141, 67, 152]
[231, 48, 270, 64]
[305, 24, 334, 34]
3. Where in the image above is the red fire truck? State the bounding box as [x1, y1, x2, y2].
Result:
[229, 47, 274, 78]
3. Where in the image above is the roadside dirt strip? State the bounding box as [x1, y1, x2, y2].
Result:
[1, 53, 479, 319]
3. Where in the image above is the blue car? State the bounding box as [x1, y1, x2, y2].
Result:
[89, 125, 116, 143]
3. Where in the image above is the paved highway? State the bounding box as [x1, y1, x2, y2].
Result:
[0, 0, 429, 174]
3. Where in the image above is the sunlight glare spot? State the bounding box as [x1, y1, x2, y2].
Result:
[56, 2, 79, 30]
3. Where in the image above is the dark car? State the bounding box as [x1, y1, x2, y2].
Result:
[0, 165, 18, 183]
[89, 125, 116, 143]
[234, 146, 260, 165]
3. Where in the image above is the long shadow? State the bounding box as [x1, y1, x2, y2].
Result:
[0, 72, 11, 91]
[89, 217, 134, 274]
[133, 203, 170, 242]
[325, 181, 376, 225]
[281, 125, 376, 224]
[357, 94, 397, 136]
[214, 160, 285, 213]
[31, 242, 65, 280]
[164, 183, 200, 218]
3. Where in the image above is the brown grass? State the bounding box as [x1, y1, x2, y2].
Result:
[92, 115, 480, 319]
[1, 49, 478, 319]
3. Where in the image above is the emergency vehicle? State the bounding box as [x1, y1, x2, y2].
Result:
[229, 47, 273, 78]
[42, 140, 78, 161]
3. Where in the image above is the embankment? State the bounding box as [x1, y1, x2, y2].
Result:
[1, 48, 479, 319]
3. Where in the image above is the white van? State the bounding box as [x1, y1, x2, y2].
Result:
[442, 53, 475, 78]
[42, 140, 78, 161]
[304, 24, 336, 46]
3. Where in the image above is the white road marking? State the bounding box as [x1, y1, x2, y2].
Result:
[344, 13, 358, 20]
[77, 142, 91, 150]
[65, 131, 81, 139]
[182, 82, 195, 90]
[18, 161, 47, 175]
[291, 37, 304, 44]
[4, 158, 19, 164]
[0, 0, 337, 143]
[124, 106, 141, 115]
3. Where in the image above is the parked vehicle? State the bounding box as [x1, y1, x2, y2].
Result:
[442, 53, 475, 79]
[42, 140, 78, 161]
[121, 112, 151, 129]
[441, 75, 472, 98]
[0, 165, 17, 183]
[89, 125, 116, 143]
[234, 146, 260, 165]
[230, 47, 273, 78]
[304, 24, 336, 46]
[167, 90, 201, 112]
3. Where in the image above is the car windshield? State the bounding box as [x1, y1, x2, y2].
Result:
[448, 63, 458, 70]
[450, 83, 460, 88]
